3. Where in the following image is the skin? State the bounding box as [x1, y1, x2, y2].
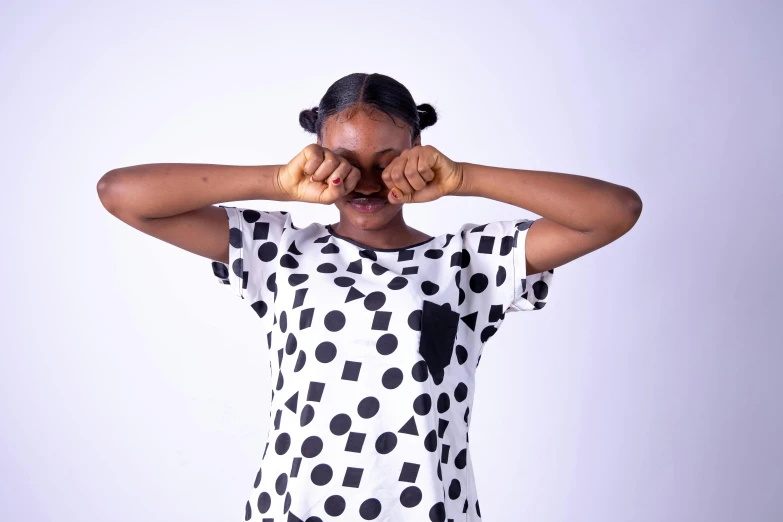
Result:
[97, 102, 643, 299]
[317, 104, 433, 249]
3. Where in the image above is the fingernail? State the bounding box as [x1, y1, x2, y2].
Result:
[310, 175, 314, 182]
[392, 191, 397, 199]
[332, 178, 340, 184]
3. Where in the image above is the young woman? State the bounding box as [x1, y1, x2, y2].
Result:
[97, 72, 641, 522]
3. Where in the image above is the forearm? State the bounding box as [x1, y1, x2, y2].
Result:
[97, 163, 292, 219]
[455, 162, 641, 233]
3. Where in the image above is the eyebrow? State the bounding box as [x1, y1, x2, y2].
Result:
[333, 147, 401, 157]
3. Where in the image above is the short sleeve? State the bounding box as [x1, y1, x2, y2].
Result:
[209, 205, 291, 303]
[460, 218, 554, 312]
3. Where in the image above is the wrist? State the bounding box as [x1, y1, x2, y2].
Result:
[452, 162, 478, 197]
[270, 164, 296, 202]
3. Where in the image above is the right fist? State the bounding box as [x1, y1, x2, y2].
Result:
[277, 144, 361, 204]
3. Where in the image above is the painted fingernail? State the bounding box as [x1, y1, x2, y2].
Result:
[391, 191, 398, 199]
[310, 175, 314, 182]
[332, 177, 340, 184]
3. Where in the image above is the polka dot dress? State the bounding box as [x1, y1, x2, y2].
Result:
[210, 205, 554, 521]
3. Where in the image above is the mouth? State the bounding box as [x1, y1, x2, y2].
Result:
[348, 196, 388, 213]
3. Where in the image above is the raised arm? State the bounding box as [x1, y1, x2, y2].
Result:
[456, 162, 643, 277]
[96, 163, 292, 265]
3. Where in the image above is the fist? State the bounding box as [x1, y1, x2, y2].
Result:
[277, 144, 361, 204]
[381, 145, 463, 204]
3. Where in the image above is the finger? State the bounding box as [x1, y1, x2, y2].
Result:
[404, 150, 428, 191]
[303, 145, 325, 177]
[388, 155, 415, 196]
[417, 151, 436, 183]
[342, 165, 361, 193]
[325, 160, 352, 190]
[380, 157, 400, 193]
[312, 149, 341, 182]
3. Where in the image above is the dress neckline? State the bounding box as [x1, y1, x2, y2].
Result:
[324, 223, 436, 252]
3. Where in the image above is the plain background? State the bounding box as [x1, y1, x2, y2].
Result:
[2, 1, 780, 521]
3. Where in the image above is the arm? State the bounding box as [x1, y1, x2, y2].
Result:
[454, 162, 642, 276]
[96, 163, 293, 264]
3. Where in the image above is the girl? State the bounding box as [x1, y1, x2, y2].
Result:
[97, 72, 641, 522]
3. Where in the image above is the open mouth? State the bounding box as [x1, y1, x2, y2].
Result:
[349, 197, 387, 213]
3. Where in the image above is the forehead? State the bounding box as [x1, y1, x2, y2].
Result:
[321, 106, 410, 153]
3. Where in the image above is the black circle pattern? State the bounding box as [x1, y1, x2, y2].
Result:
[211, 207, 554, 521]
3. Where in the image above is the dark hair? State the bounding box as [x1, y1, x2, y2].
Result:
[298, 73, 438, 144]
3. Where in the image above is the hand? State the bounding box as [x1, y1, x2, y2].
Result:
[381, 145, 464, 204]
[277, 144, 361, 204]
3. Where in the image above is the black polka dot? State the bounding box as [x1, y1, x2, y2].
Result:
[375, 432, 397, 454]
[334, 276, 355, 287]
[364, 291, 386, 310]
[311, 463, 333, 485]
[359, 497, 382, 519]
[421, 281, 439, 295]
[300, 404, 315, 426]
[437, 392, 450, 413]
[280, 253, 299, 268]
[301, 435, 323, 458]
[324, 310, 346, 331]
[257, 491, 271, 513]
[293, 350, 306, 371]
[330, 413, 352, 435]
[469, 273, 488, 293]
[382, 368, 403, 389]
[275, 472, 287, 494]
[413, 393, 432, 415]
[285, 332, 297, 354]
[317, 262, 337, 273]
[315, 341, 337, 362]
[275, 432, 291, 454]
[400, 485, 422, 507]
[424, 430, 438, 452]
[324, 495, 346, 516]
[358, 396, 380, 418]
[430, 500, 447, 521]
[407, 309, 422, 331]
[454, 382, 468, 402]
[376, 333, 398, 355]
[412, 360, 429, 382]
[258, 242, 278, 262]
[388, 276, 408, 289]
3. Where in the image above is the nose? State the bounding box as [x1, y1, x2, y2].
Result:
[351, 170, 384, 196]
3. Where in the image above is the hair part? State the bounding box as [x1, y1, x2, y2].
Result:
[298, 72, 438, 144]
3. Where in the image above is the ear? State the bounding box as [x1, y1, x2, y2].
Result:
[413, 135, 421, 147]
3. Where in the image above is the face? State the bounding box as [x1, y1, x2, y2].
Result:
[317, 105, 421, 231]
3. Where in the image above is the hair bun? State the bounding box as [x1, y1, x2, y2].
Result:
[298, 105, 319, 134]
[416, 103, 438, 130]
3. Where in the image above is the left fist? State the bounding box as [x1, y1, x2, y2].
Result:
[380, 145, 463, 204]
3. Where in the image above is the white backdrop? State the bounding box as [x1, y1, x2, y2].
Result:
[2, 1, 780, 521]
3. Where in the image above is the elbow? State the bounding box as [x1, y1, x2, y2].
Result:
[96, 169, 123, 215]
[615, 189, 643, 234]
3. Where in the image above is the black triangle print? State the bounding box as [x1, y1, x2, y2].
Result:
[285, 391, 298, 413]
[345, 286, 366, 303]
[460, 311, 478, 331]
[287, 240, 303, 255]
[346, 259, 363, 274]
[321, 243, 340, 254]
[398, 416, 419, 436]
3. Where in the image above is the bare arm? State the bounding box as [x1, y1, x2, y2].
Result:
[96, 163, 292, 265]
[455, 162, 643, 277]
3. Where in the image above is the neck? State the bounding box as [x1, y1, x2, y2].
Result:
[331, 212, 430, 250]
